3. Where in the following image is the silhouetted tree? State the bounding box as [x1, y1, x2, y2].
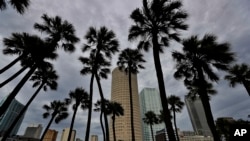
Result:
[143, 111, 159, 141]
[0, 0, 30, 14]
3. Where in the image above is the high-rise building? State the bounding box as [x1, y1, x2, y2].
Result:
[109, 67, 143, 141]
[91, 135, 98, 141]
[43, 129, 58, 141]
[60, 128, 76, 141]
[23, 124, 43, 139]
[0, 97, 25, 136]
[185, 96, 212, 136]
[139, 88, 165, 141]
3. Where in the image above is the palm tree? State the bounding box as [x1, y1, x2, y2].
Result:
[167, 95, 184, 141]
[66, 88, 89, 141]
[128, 0, 188, 140]
[143, 111, 159, 141]
[0, 0, 30, 14]
[172, 34, 235, 141]
[117, 48, 145, 141]
[40, 100, 69, 141]
[80, 26, 119, 141]
[225, 63, 250, 96]
[1, 67, 58, 140]
[107, 101, 124, 141]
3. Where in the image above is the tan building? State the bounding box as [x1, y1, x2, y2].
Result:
[43, 129, 58, 141]
[109, 67, 142, 141]
[90, 135, 98, 141]
[60, 128, 76, 141]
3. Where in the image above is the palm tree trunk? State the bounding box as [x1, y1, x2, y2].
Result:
[0, 65, 28, 88]
[242, 80, 250, 96]
[128, 68, 135, 141]
[100, 110, 106, 141]
[68, 106, 78, 141]
[1, 82, 44, 140]
[112, 115, 116, 141]
[197, 68, 220, 141]
[0, 55, 24, 74]
[152, 34, 176, 141]
[173, 110, 180, 141]
[85, 73, 95, 141]
[40, 115, 56, 141]
[0, 64, 37, 117]
[150, 124, 155, 141]
[95, 74, 110, 141]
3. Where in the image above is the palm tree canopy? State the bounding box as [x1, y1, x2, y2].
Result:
[83, 26, 119, 59]
[225, 63, 250, 87]
[167, 95, 184, 113]
[67, 87, 90, 110]
[43, 100, 68, 123]
[0, 0, 30, 14]
[129, 0, 188, 52]
[30, 67, 58, 91]
[172, 34, 235, 82]
[107, 101, 124, 117]
[34, 14, 79, 52]
[143, 111, 159, 125]
[117, 48, 146, 74]
[94, 99, 110, 112]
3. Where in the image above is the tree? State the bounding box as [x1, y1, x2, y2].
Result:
[143, 111, 159, 141]
[225, 63, 250, 96]
[40, 100, 68, 141]
[129, 0, 188, 140]
[172, 34, 235, 141]
[107, 101, 124, 141]
[66, 88, 89, 141]
[80, 26, 119, 141]
[167, 95, 184, 141]
[117, 48, 145, 141]
[1, 67, 58, 140]
[0, 0, 30, 14]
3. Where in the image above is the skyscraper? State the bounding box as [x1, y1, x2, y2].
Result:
[60, 128, 76, 141]
[139, 88, 165, 141]
[185, 96, 212, 136]
[23, 124, 43, 139]
[91, 135, 98, 141]
[0, 97, 25, 136]
[43, 129, 58, 141]
[109, 67, 143, 141]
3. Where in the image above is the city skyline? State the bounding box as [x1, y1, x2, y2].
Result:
[0, 0, 250, 141]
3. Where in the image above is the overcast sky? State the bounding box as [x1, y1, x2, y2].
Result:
[1, 0, 250, 140]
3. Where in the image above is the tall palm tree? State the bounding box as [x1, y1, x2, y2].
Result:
[117, 48, 145, 141]
[225, 63, 250, 96]
[1, 67, 58, 140]
[172, 34, 235, 141]
[40, 100, 69, 141]
[0, 0, 30, 14]
[167, 95, 184, 141]
[143, 111, 159, 141]
[66, 88, 89, 141]
[128, 1, 188, 140]
[94, 99, 110, 141]
[107, 101, 124, 141]
[80, 26, 119, 141]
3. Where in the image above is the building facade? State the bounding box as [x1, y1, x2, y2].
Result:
[23, 124, 43, 139]
[139, 88, 165, 141]
[43, 129, 58, 141]
[60, 128, 76, 141]
[185, 96, 212, 136]
[109, 67, 143, 141]
[90, 135, 98, 141]
[0, 98, 25, 136]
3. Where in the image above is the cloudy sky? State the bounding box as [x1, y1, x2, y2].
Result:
[1, 0, 250, 140]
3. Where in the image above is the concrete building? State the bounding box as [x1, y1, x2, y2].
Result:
[109, 67, 143, 141]
[0, 98, 25, 136]
[90, 135, 98, 141]
[60, 128, 76, 141]
[139, 88, 165, 141]
[185, 96, 212, 136]
[23, 124, 43, 139]
[43, 129, 58, 141]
